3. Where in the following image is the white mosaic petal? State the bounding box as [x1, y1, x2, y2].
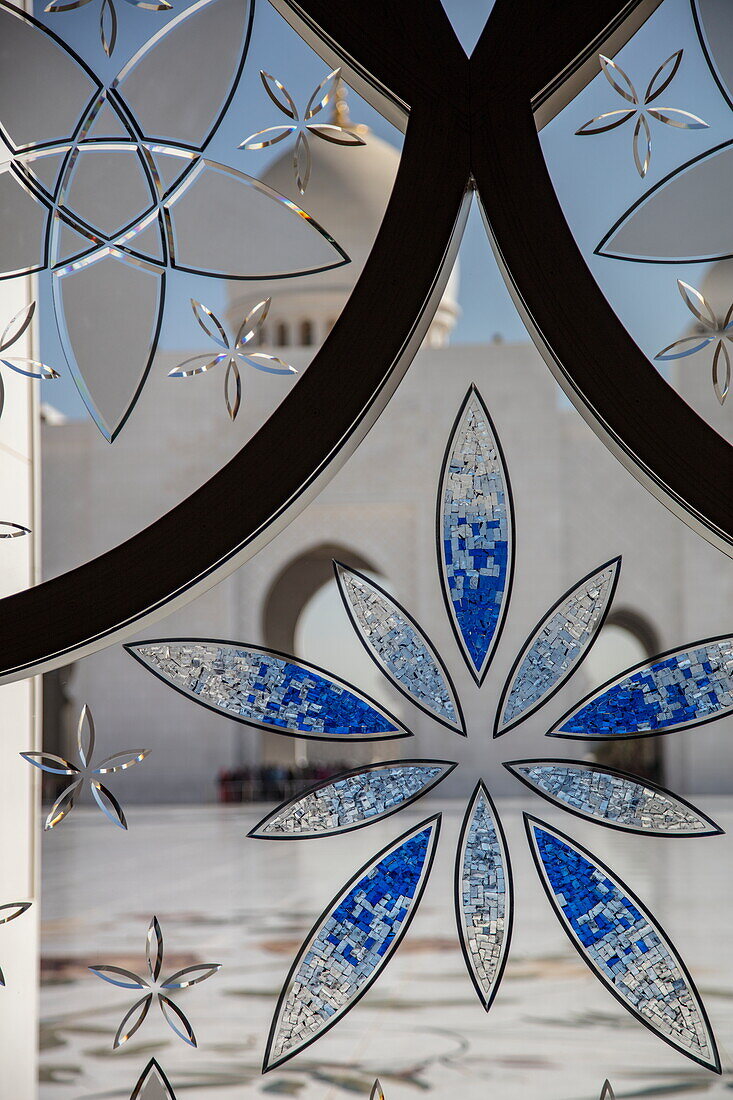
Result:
[496, 559, 620, 735]
[507, 761, 721, 836]
[527, 816, 720, 1071]
[264, 815, 440, 1069]
[251, 760, 456, 838]
[456, 783, 512, 1009]
[336, 564, 464, 732]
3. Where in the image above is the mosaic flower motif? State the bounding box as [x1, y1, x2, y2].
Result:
[21, 703, 150, 830]
[169, 297, 296, 421]
[0, 901, 32, 987]
[576, 51, 708, 177]
[239, 68, 366, 194]
[128, 384, 728, 1074]
[90, 915, 220, 1048]
[45, 0, 172, 59]
[654, 280, 733, 405]
[0, 0, 348, 441]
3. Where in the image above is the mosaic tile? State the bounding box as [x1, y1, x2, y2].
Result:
[457, 785, 511, 1008]
[556, 638, 733, 737]
[438, 387, 512, 682]
[509, 762, 720, 835]
[128, 642, 407, 740]
[265, 817, 439, 1068]
[529, 819, 718, 1070]
[497, 561, 619, 733]
[253, 762, 454, 838]
[337, 565, 463, 731]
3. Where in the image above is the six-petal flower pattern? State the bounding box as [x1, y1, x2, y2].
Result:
[90, 915, 220, 1048]
[655, 279, 733, 405]
[21, 703, 150, 830]
[127, 383, 730, 1073]
[169, 297, 296, 420]
[576, 51, 708, 177]
[239, 68, 366, 194]
[0, 0, 348, 440]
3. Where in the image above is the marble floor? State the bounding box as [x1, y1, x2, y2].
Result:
[40, 798, 733, 1100]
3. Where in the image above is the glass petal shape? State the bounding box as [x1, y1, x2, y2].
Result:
[646, 108, 708, 129]
[94, 749, 150, 773]
[0, 901, 31, 925]
[335, 563, 465, 732]
[599, 54, 638, 104]
[456, 782, 512, 1010]
[126, 641, 410, 741]
[77, 702, 95, 767]
[158, 994, 197, 1046]
[224, 357, 241, 421]
[89, 965, 147, 989]
[161, 964, 220, 989]
[52, 249, 163, 441]
[1, 357, 59, 380]
[91, 780, 128, 829]
[506, 761, 722, 836]
[250, 760, 456, 839]
[168, 353, 227, 379]
[644, 50, 683, 103]
[190, 299, 228, 348]
[20, 751, 77, 776]
[713, 341, 730, 405]
[526, 815, 720, 1071]
[130, 1058, 177, 1100]
[632, 112, 651, 177]
[655, 335, 715, 361]
[0, 301, 35, 353]
[147, 916, 163, 982]
[242, 352, 296, 375]
[304, 68, 341, 120]
[235, 297, 270, 347]
[693, 0, 733, 111]
[100, 0, 117, 58]
[495, 558, 620, 735]
[111, 0, 252, 147]
[165, 158, 349, 278]
[598, 143, 733, 262]
[0, 166, 49, 278]
[551, 636, 733, 739]
[0, 521, 29, 538]
[575, 109, 636, 135]
[308, 124, 367, 147]
[0, 4, 100, 151]
[438, 386, 513, 685]
[264, 815, 440, 1070]
[45, 778, 81, 830]
[114, 993, 153, 1049]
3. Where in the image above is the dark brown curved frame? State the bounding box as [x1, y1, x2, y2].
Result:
[1, 0, 730, 683]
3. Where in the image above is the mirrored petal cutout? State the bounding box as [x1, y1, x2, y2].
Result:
[526, 815, 720, 1071]
[114, 993, 153, 1049]
[495, 558, 620, 736]
[307, 124, 366, 147]
[94, 749, 150, 773]
[250, 760, 456, 839]
[551, 636, 733, 739]
[0, 357, 59, 380]
[235, 297, 270, 347]
[126, 640, 410, 741]
[21, 751, 78, 776]
[713, 342, 730, 405]
[598, 143, 733, 262]
[224, 357, 240, 420]
[599, 54, 638, 104]
[100, 0, 117, 58]
[147, 915, 163, 982]
[167, 353, 227, 379]
[0, 901, 31, 925]
[91, 780, 128, 828]
[575, 109, 636, 136]
[335, 563, 465, 733]
[161, 964, 220, 990]
[456, 782, 512, 1011]
[130, 1058, 177, 1100]
[304, 68, 341, 120]
[242, 352, 296, 375]
[158, 994, 197, 1046]
[370, 1081, 384, 1100]
[89, 965, 147, 989]
[45, 778, 82, 830]
[0, 521, 30, 538]
[77, 702, 95, 767]
[506, 760, 722, 836]
[263, 815, 440, 1070]
[190, 299, 228, 349]
[645, 50, 683, 103]
[646, 108, 708, 129]
[438, 386, 513, 685]
[259, 70, 298, 120]
[632, 113, 651, 178]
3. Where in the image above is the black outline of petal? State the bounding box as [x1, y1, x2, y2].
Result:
[435, 384, 515, 687]
[596, 139, 733, 263]
[505, 758, 723, 837]
[125, 638, 412, 742]
[548, 631, 733, 741]
[494, 556, 621, 737]
[333, 560, 466, 734]
[454, 780, 513, 1012]
[249, 758, 457, 839]
[262, 812, 441, 1072]
[524, 813, 721, 1073]
[130, 1058, 177, 1100]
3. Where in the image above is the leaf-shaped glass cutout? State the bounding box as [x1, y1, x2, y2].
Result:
[45, 778, 81, 830]
[632, 112, 651, 177]
[126, 641, 410, 741]
[95, 749, 150, 774]
[20, 750, 77, 775]
[1, 357, 59, 380]
[130, 1058, 177, 1100]
[243, 352, 296, 375]
[91, 780, 128, 829]
[713, 342, 731, 405]
[0, 301, 35, 353]
[260, 70, 298, 120]
[100, 0, 117, 57]
[495, 558, 620, 736]
[335, 563, 465, 733]
[438, 386, 513, 685]
[304, 67, 341, 120]
[114, 993, 153, 1049]
[162, 964, 220, 989]
[456, 783, 512, 1011]
[0, 522, 30, 538]
[506, 761, 722, 836]
[89, 965, 147, 989]
[224, 358, 241, 420]
[598, 143, 733, 262]
[526, 815, 720, 1071]
[551, 636, 733, 739]
[147, 916, 163, 981]
[77, 702, 95, 767]
[264, 815, 440, 1070]
[0, 902, 31, 926]
[190, 299, 228, 349]
[645, 50, 683, 103]
[599, 54, 638, 104]
[158, 994, 197, 1046]
[236, 298, 270, 348]
[575, 109, 637, 136]
[250, 760, 456, 839]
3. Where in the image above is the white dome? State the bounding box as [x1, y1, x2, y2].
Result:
[227, 126, 459, 348]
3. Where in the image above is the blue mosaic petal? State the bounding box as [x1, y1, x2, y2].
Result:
[526, 816, 719, 1071]
[496, 559, 620, 735]
[126, 641, 409, 741]
[251, 760, 456, 838]
[456, 783, 512, 1009]
[335, 564, 465, 733]
[507, 761, 721, 836]
[264, 816, 440, 1070]
[438, 387, 513, 684]
[553, 637, 733, 738]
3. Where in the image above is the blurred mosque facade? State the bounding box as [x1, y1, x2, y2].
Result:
[40, 98, 733, 803]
